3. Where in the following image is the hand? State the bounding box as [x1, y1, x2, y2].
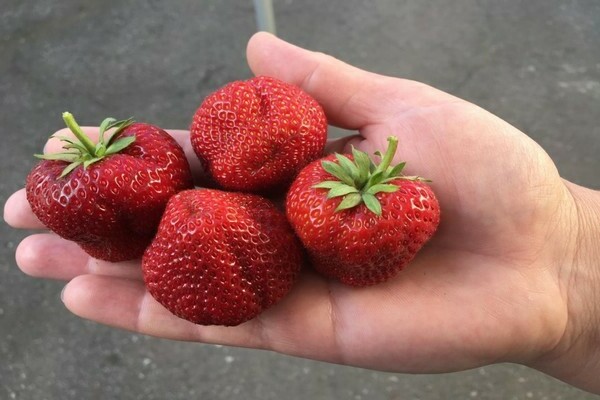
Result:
[5, 32, 600, 393]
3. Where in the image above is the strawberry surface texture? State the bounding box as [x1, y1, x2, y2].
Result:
[26, 114, 193, 262]
[142, 189, 302, 326]
[190, 76, 327, 193]
[286, 137, 440, 287]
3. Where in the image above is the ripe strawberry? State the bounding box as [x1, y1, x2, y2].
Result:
[190, 76, 327, 193]
[286, 136, 440, 287]
[142, 189, 302, 326]
[26, 112, 193, 262]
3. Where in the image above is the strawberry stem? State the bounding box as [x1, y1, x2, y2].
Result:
[62, 112, 97, 155]
[373, 136, 398, 176]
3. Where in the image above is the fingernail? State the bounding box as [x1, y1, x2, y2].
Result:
[60, 286, 66, 302]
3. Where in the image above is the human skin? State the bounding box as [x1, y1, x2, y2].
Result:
[5, 32, 600, 394]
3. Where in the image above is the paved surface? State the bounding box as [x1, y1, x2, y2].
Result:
[1, 0, 599, 399]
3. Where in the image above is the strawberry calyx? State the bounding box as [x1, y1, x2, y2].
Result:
[313, 136, 429, 216]
[35, 112, 135, 178]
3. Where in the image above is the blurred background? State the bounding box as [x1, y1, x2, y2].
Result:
[1, 0, 599, 399]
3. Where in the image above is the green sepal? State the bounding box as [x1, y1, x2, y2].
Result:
[94, 142, 105, 154]
[335, 193, 362, 212]
[402, 175, 431, 182]
[362, 193, 382, 215]
[83, 158, 102, 168]
[103, 117, 134, 145]
[367, 170, 385, 187]
[313, 181, 343, 190]
[366, 183, 399, 195]
[322, 160, 355, 186]
[53, 135, 76, 144]
[105, 136, 136, 155]
[327, 184, 359, 199]
[380, 176, 401, 184]
[98, 117, 117, 144]
[314, 136, 433, 215]
[106, 117, 133, 131]
[388, 162, 406, 177]
[351, 145, 371, 186]
[63, 142, 89, 154]
[369, 159, 377, 173]
[335, 154, 360, 184]
[34, 152, 80, 162]
[59, 160, 83, 178]
[38, 112, 136, 178]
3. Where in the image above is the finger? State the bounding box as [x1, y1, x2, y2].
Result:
[62, 273, 342, 362]
[165, 129, 207, 186]
[16, 233, 142, 281]
[4, 189, 45, 229]
[62, 275, 267, 345]
[246, 32, 455, 129]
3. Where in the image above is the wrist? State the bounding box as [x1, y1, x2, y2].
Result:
[531, 182, 600, 393]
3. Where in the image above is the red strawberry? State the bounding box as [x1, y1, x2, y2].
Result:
[190, 76, 327, 193]
[26, 112, 193, 262]
[286, 136, 440, 287]
[142, 189, 302, 326]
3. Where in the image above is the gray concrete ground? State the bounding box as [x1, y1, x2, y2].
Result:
[1, 0, 599, 399]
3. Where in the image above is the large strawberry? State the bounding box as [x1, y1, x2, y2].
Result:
[142, 189, 302, 326]
[26, 112, 193, 262]
[190, 76, 327, 193]
[286, 136, 440, 287]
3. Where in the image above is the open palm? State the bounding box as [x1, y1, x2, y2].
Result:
[5, 32, 575, 374]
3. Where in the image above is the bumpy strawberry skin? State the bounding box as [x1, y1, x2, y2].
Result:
[285, 142, 440, 287]
[190, 76, 327, 193]
[142, 189, 302, 326]
[26, 121, 193, 262]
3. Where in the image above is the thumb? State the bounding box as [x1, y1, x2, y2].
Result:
[246, 32, 382, 129]
[246, 32, 455, 129]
